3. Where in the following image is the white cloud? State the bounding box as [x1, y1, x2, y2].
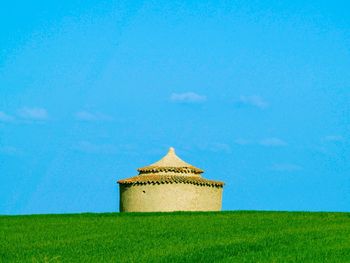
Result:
[0, 111, 14, 122]
[170, 92, 207, 103]
[234, 138, 252, 145]
[236, 95, 268, 109]
[0, 146, 21, 155]
[259, 138, 287, 147]
[18, 107, 48, 120]
[75, 111, 113, 122]
[234, 137, 287, 147]
[209, 143, 231, 153]
[270, 163, 302, 172]
[323, 135, 344, 142]
[73, 141, 117, 154]
[196, 143, 231, 153]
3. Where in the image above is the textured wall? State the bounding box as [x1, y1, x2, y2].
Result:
[119, 183, 223, 212]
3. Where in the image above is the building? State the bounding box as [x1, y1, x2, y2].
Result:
[117, 147, 224, 212]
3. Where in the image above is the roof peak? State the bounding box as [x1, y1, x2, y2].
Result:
[168, 147, 175, 154]
[150, 147, 192, 167]
[137, 147, 203, 174]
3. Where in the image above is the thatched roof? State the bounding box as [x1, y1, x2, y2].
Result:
[118, 174, 224, 187]
[118, 147, 224, 187]
[137, 147, 203, 174]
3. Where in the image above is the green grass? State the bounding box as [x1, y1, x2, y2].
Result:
[1, 211, 350, 262]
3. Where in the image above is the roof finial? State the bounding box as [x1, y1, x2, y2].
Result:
[168, 147, 175, 154]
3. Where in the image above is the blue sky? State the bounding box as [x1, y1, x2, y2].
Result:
[1, 0, 349, 215]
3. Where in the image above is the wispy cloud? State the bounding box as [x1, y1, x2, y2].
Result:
[170, 92, 207, 103]
[208, 143, 231, 153]
[235, 95, 268, 109]
[323, 135, 344, 142]
[75, 111, 113, 122]
[270, 163, 302, 172]
[18, 107, 48, 120]
[0, 111, 14, 122]
[234, 137, 287, 147]
[73, 141, 118, 154]
[234, 138, 253, 145]
[259, 138, 287, 147]
[196, 142, 231, 153]
[0, 146, 21, 155]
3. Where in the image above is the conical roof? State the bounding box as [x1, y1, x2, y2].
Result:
[137, 147, 203, 174]
[118, 147, 224, 187]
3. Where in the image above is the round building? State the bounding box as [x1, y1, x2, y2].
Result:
[117, 147, 224, 212]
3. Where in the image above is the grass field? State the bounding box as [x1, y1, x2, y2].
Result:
[1, 211, 350, 262]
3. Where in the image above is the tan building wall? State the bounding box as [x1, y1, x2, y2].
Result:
[119, 183, 223, 212]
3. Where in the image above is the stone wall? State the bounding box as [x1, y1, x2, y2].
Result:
[119, 183, 223, 212]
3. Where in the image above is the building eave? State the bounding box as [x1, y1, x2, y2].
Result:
[117, 174, 224, 187]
